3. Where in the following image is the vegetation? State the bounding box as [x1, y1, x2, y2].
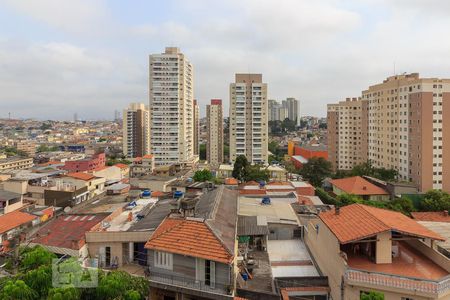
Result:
[37, 144, 60, 153]
[298, 157, 333, 187]
[193, 169, 213, 182]
[268, 140, 285, 163]
[360, 291, 385, 300]
[232, 155, 270, 182]
[199, 143, 206, 160]
[0, 246, 149, 300]
[269, 118, 296, 134]
[106, 158, 131, 166]
[334, 161, 398, 182]
[1, 146, 28, 157]
[420, 190, 450, 212]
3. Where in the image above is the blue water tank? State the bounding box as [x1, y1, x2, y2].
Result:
[241, 273, 249, 281]
[174, 191, 183, 198]
[259, 181, 266, 188]
[261, 197, 271, 205]
[142, 190, 151, 197]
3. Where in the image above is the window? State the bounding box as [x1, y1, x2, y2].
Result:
[154, 251, 173, 270]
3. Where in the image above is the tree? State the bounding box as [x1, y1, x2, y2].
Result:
[360, 291, 385, 300]
[349, 161, 398, 182]
[245, 165, 270, 182]
[96, 271, 148, 300]
[193, 169, 213, 182]
[47, 287, 80, 300]
[281, 118, 296, 132]
[232, 155, 249, 181]
[421, 190, 450, 212]
[0, 280, 37, 300]
[199, 143, 206, 160]
[22, 265, 52, 298]
[388, 197, 415, 215]
[336, 193, 363, 205]
[318, 123, 327, 129]
[299, 157, 333, 187]
[19, 246, 57, 272]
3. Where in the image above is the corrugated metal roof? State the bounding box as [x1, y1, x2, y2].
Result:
[237, 216, 269, 236]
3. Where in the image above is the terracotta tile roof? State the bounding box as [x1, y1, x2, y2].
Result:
[239, 189, 267, 195]
[92, 166, 108, 172]
[319, 204, 445, 244]
[151, 191, 165, 197]
[65, 172, 95, 181]
[268, 181, 291, 186]
[145, 217, 234, 264]
[329, 176, 389, 195]
[411, 211, 450, 223]
[133, 157, 142, 162]
[142, 154, 153, 159]
[0, 210, 37, 234]
[114, 163, 129, 169]
[225, 178, 239, 185]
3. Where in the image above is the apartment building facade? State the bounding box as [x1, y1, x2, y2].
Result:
[122, 103, 150, 158]
[206, 99, 223, 168]
[327, 97, 368, 171]
[362, 73, 450, 191]
[193, 99, 200, 156]
[286, 97, 300, 125]
[0, 157, 34, 173]
[149, 47, 195, 166]
[229, 74, 268, 164]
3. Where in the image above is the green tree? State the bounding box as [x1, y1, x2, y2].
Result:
[318, 123, 327, 129]
[199, 143, 206, 160]
[193, 169, 213, 182]
[232, 155, 249, 181]
[360, 291, 385, 300]
[315, 187, 338, 205]
[281, 118, 296, 132]
[421, 190, 450, 211]
[245, 165, 270, 182]
[19, 245, 57, 272]
[349, 161, 398, 182]
[0, 280, 37, 300]
[388, 197, 415, 215]
[22, 265, 52, 298]
[47, 287, 80, 300]
[299, 157, 333, 187]
[336, 193, 363, 205]
[96, 271, 148, 300]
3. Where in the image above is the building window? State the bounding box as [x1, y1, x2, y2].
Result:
[154, 251, 173, 270]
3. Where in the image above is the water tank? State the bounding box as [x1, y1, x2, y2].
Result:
[174, 191, 183, 199]
[259, 181, 266, 188]
[186, 178, 193, 183]
[142, 190, 151, 197]
[261, 197, 271, 205]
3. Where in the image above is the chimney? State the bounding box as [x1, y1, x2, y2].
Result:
[335, 207, 340, 215]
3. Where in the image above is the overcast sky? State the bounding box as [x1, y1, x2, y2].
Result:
[1, 0, 450, 120]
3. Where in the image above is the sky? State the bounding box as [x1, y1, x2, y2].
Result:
[1, 0, 450, 120]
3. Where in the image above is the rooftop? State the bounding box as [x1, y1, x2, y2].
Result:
[0, 210, 37, 234]
[319, 204, 444, 244]
[417, 221, 450, 255]
[329, 176, 389, 195]
[412, 211, 450, 223]
[0, 190, 21, 201]
[32, 214, 106, 250]
[238, 196, 298, 225]
[65, 172, 96, 181]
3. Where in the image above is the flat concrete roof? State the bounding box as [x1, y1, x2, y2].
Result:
[267, 240, 319, 278]
[238, 196, 298, 224]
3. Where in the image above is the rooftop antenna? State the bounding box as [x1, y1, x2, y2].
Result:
[393, 61, 396, 75]
[8, 112, 11, 119]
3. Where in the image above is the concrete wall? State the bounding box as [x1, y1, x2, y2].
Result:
[3, 180, 27, 194]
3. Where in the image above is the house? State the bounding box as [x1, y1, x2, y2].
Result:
[91, 165, 123, 182]
[114, 163, 130, 178]
[63, 172, 106, 199]
[0, 157, 34, 173]
[130, 174, 178, 192]
[0, 210, 37, 252]
[106, 183, 130, 195]
[144, 185, 238, 300]
[61, 152, 106, 172]
[412, 211, 450, 258]
[290, 144, 328, 169]
[329, 176, 389, 201]
[130, 155, 155, 178]
[306, 204, 450, 300]
[30, 214, 106, 258]
[0, 190, 24, 215]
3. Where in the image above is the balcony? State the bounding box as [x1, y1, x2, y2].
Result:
[148, 270, 231, 296]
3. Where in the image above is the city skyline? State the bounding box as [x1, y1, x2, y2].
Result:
[2, 1, 450, 120]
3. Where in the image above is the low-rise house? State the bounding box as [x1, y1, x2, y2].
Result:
[412, 211, 450, 258]
[144, 185, 238, 300]
[0, 157, 34, 173]
[329, 176, 389, 201]
[63, 172, 106, 199]
[0, 190, 24, 214]
[114, 163, 130, 178]
[91, 165, 122, 182]
[30, 214, 106, 258]
[61, 152, 106, 173]
[0, 210, 37, 252]
[306, 204, 450, 300]
[106, 183, 130, 195]
[130, 174, 178, 192]
[130, 155, 155, 178]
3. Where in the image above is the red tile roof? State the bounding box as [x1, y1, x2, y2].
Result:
[225, 178, 239, 185]
[32, 214, 105, 250]
[145, 217, 233, 264]
[411, 211, 450, 223]
[114, 163, 129, 169]
[142, 154, 153, 159]
[0, 210, 37, 234]
[151, 191, 165, 197]
[319, 204, 444, 244]
[329, 176, 388, 195]
[66, 172, 96, 181]
[239, 189, 267, 195]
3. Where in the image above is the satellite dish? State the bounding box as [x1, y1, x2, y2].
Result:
[64, 206, 72, 213]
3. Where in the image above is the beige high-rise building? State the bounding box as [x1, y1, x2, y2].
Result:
[193, 99, 199, 156]
[229, 74, 268, 164]
[14, 140, 36, 157]
[149, 47, 195, 166]
[327, 98, 368, 171]
[328, 73, 450, 192]
[123, 103, 150, 158]
[206, 99, 223, 168]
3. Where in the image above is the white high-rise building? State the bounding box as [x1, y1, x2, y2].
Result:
[149, 47, 195, 166]
[229, 74, 268, 164]
[123, 103, 150, 158]
[286, 97, 300, 125]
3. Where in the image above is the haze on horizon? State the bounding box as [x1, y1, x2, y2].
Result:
[1, 0, 450, 120]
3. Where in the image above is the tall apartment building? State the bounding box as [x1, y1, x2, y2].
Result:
[229, 74, 268, 164]
[122, 103, 150, 158]
[206, 99, 223, 168]
[149, 47, 195, 166]
[193, 99, 199, 155]
[328, 73, 450, 192]
[327, 98, 368, 171]
[286, 97, 300, 125]
[362, 73, 450, 191]
[268, 99, 278, 121]
[14, 140, 36, 157]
